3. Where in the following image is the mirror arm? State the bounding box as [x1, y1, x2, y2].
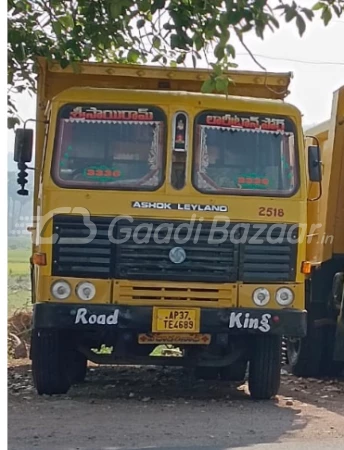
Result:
[23, 118, 49, 129]
[308, 179, 322, 202]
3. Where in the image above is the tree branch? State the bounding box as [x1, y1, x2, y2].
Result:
[235, 28, 266, 71]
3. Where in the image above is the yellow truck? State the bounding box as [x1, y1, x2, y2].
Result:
[287, 85, 344, 377]
[13, 57, 319, 399]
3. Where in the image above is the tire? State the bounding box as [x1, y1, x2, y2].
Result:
[31, 329, 73, 395]
[320, 325, 344, 377]
[70, 351, 87, 384]
[219, 361, 247, 382]
[286, 316, 324, 378]
[248, 335, 281, 400]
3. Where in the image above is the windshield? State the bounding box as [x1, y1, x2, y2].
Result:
[193, 111, 298, 196]
[52, 104, 166, 190]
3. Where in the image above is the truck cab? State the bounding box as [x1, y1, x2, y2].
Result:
[14, 58, 316, 399]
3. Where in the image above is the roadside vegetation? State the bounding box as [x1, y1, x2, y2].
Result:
[8, 236, 32, 359]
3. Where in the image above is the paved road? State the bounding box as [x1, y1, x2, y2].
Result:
[8, 363, 344, 450]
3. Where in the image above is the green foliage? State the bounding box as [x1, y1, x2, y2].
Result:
[7, 0, 343, 126]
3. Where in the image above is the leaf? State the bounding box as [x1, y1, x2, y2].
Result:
[201, 78, 215, 94]
[226, 44, 235, 58]
[163, 23, 174, 31]
[127, 49, 140, 63]
[301, 8, 314, 21]
[138, 0, 150, 12]
[269, 16, 280, 29]
[59, 58, 69, 69]
[52, 21, 62, 37]
[333, 5, 341, 18]
[152, 0, 166, 14]
[219, 28, 230, 46]
[321, 7, 332, 25]
[151, 54, 162, 62]
[296, 14, 306, 36]
[59, 15, 74, 29]
[211, 63, 223, 77]
[170, 34, 179, 49]
[110, 1, 123, 18]
[255, 24, 264, 39]
[214, 43, 225, 60]
[312, 2, 325, 11]
[215, 77, 228, 93]
[176, 53, 186, 64]
[152, 36, 161, 49]
[8, 117, 20, 129]
[194, 35, 203, 52]
[285, 7, 297, 22]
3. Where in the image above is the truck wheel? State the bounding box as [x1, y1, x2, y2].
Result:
[219, 361, 247, 382]
[248, 335, 281, 400]
[320, 325, 344, 377]
[70, 351, 87, 384]
[286, 317, 324, 377]
[31, 329, 72, 395]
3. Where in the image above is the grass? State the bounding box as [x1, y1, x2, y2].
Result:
[8, 243, 32, 314]
[8, 247, 31, 277]
[7, 289, 31, 314]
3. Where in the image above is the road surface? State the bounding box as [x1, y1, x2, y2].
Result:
[8, 361, 344, 450]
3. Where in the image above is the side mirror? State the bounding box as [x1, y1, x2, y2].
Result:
[308, 145, 322, 182]
[14, 128, 33, 163]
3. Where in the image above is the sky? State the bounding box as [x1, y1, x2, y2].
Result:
[7, 0, 344, 165]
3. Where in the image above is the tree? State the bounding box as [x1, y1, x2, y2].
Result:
[7, 0, 343, 127]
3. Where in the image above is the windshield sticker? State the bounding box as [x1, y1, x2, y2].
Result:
[59, 146, 73, 168]
[205, 114, 285, 132]
[237, 176, 270, 189]
[196, 111, 295, 135]
[83, 166, 122, 181]
[69, 107, 154, 122]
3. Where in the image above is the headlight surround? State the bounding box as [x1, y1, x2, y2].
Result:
[252, 288, 270, 307]
[76, 281, 96, 301]
[51, 280, 71, 300]
[275, 287, 294, 306]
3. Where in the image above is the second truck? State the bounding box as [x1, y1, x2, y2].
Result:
[287, 85, 344, 377]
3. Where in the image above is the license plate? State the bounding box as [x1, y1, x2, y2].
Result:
[152, 307, 200, 333]
[138, 333, 210, 345]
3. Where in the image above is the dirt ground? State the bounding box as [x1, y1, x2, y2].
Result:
[7, 360, 344, 450]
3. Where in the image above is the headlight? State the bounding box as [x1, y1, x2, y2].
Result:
[76, 281, 96, 301]
[51, 280, 71, 300]
[252, 288, 270, 306]
[276, 287, 294, 306]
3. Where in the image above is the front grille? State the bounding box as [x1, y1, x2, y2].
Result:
[52, 215, 297, 283]
[52, 216, 113, 278]
[239, 224, 298, 282]
[116, 220, 237, 282]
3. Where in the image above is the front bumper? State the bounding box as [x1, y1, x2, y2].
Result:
[32, 303, 307, 337]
